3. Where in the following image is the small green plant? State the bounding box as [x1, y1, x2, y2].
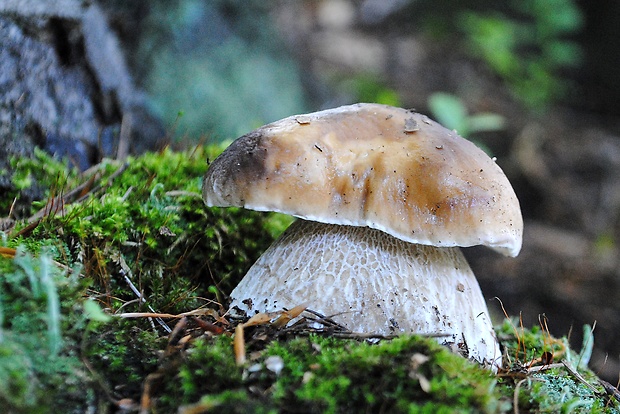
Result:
[0, 248, 95, 413]
[458, 0, 583, 110]
[427, 92, 505, 138]
[345, 74, 402, 107]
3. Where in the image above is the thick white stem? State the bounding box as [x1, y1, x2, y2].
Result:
[230, 219, 501, 370]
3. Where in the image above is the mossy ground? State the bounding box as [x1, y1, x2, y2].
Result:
[0, 148, 618, 413]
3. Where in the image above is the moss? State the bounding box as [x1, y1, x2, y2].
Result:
[276, 335, 505, 413]
[85, 318, 165, 397]
[495, 318, 566, 368]
[1, 147, 619, 413]
[5, 146, 280, 311]
[496, 319, 620, 413]
[1, 148, 79, 216]
[152, 333, 507, 413]
[1, 146, 284, 410]
[528, 372, 614, 412]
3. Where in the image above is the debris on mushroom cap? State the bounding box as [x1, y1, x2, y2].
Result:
[203, 103, 523, 257]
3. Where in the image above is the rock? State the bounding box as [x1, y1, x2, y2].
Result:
[0, 1, 166, 214]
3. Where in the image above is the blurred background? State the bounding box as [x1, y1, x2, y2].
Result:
[2, 0, 620, 380]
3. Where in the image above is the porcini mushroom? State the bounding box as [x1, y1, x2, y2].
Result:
[203, 103, 522, 370]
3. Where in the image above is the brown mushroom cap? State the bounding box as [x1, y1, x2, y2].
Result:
[203, 103, 523, 256]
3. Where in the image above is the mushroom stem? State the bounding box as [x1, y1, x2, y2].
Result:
[229, 219, 501, 370]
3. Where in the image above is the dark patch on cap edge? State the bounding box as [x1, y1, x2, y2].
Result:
[203, 129, 269, 206]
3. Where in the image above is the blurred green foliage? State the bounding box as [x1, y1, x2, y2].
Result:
[345, 75, 402, 107]
[458, 0, 583, 110]
[427, 92, 505, 138]
[0, 249, 92, 413]
[136, 0, 308, 141]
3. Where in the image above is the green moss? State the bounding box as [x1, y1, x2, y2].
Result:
[6, 146, 281, 312]
[2, 146, 285, 410]
[528, 372, 614, 413]
[288, 335, 505, 413]
[86, 318, 165, 398]
[496, 319, 620, 413]
[496, 318, 565, 366]
[2, 147, 619, 413]
[154, 333, 507, 413]
[0, 148, 81, 220]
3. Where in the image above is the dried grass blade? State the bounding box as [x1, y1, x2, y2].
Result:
[234, 324, 246, 365]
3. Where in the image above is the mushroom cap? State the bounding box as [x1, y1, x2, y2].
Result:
[203, 103, 523, 256]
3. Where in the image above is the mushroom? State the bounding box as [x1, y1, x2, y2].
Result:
[203, 103, 523, 370]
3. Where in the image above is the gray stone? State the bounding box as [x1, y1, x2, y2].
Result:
[0, 1, 166, 214]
